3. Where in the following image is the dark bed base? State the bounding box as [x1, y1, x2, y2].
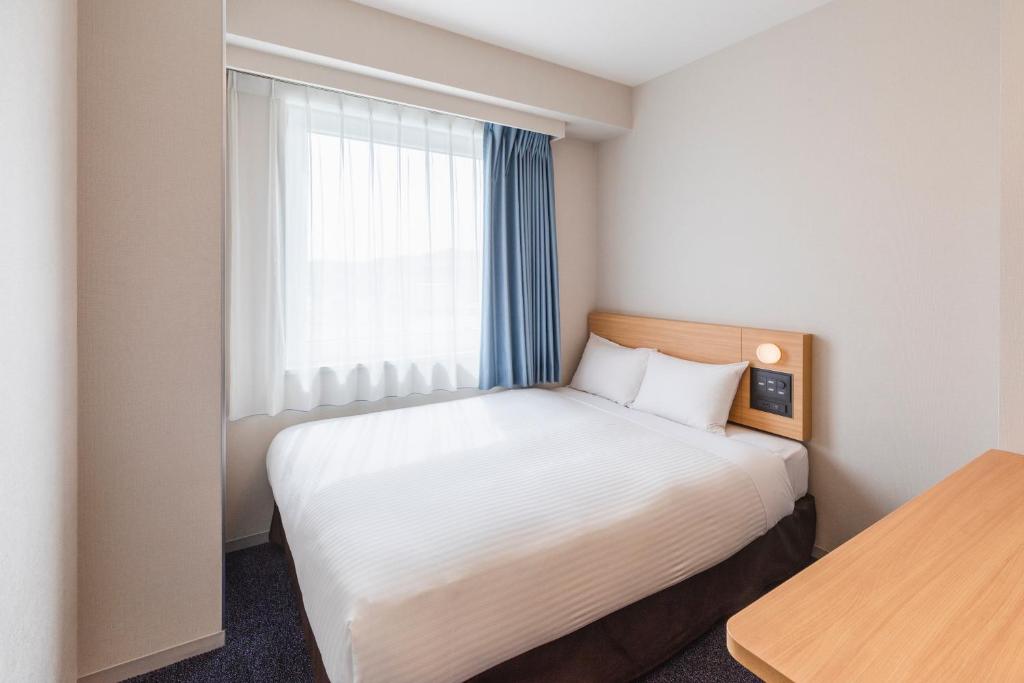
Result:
[270, 495, 816, 683]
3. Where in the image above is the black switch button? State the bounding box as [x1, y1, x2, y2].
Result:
[750, 368, 793, 418]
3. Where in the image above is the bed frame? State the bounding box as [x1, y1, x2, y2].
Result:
[270, 311, 817, 681]
[272, 498, 814, 683]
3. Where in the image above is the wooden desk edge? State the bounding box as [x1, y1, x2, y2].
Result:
[725, 450, 1024, 683]
[726, 621, 793, 683]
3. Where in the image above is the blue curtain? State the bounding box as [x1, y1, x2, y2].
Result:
[479, 123, 561, 389]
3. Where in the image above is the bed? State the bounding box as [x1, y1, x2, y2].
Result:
[267, 313, 815, 682]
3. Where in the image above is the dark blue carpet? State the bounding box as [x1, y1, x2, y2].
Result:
[130, 544, 756, 682]
[127, 544, 312, 683]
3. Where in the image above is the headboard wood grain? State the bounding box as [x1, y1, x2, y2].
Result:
[588, 311, 812, 441]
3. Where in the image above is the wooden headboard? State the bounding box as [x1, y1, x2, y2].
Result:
[588, 311, 812, 441]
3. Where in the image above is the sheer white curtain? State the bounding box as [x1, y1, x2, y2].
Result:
[228, 71, 484, 420]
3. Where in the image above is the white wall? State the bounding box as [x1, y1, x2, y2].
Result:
[226, 137, 599, 542]
[553, 138, 600, 384]
[1001, 0, 1024, 453]
[77, 0, 224, 677]
[0, 1, 78, 679]
[597, 0, 1000, 550]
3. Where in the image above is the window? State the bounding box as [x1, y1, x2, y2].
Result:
[228, 71, 484, 418]
[293, 106, 483, 375]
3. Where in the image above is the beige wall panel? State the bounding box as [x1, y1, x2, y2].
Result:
[1000, 0, 1024, 453]
[553, 138, 600, 385]
[77, 0, 225, 676]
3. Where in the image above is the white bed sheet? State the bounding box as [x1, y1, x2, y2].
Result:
[267, 387, 800, 683]
[724, 424, 809, 499]
[551, 388, 809, 498]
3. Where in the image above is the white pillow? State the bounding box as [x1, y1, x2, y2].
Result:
[631, 352, 748, 434]
[570, 333, 651, 405]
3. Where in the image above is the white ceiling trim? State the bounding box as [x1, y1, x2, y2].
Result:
[352, 0, 837, 86]
[226, 0, 632, 140]
[226, 36, 568, 139]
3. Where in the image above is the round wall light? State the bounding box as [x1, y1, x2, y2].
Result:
[756, 342, 782, 365]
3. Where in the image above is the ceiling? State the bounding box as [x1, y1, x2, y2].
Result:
[352, 0, 836, 86]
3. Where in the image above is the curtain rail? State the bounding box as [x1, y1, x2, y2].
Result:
[227, 67, 491, 130]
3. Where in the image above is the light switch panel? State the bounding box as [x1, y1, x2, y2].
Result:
[750, 368, 793, 417]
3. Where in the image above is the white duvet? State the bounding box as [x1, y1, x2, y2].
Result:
[267, 387, 797, 683]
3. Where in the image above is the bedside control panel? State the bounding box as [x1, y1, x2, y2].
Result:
[750, 368, 793, 417]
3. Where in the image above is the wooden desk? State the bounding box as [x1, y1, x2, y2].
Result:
[727, 449, 1024, 682]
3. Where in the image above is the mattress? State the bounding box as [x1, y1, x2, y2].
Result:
[267, 387, 801, 683]
[552, 389, 806, 497]
[724, 423, 809, 498]
[550, 388, 809, 498]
